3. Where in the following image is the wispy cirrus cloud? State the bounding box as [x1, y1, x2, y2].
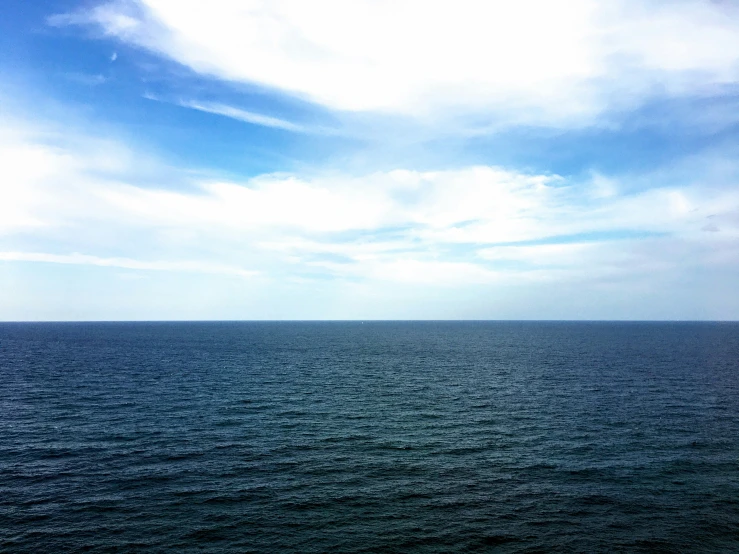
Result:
[178, 100, 308, 133]
[141, 93, 343, 134]
[0, 251, 258, 277]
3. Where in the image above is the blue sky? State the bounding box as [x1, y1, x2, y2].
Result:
[2, 0, 739, 320]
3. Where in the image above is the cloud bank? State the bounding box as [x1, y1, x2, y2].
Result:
[2, 117, 738, 295]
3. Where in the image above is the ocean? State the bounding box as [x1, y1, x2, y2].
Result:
[1, 321, 738, 552]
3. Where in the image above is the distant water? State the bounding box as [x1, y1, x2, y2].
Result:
[1, 322, 738, 553]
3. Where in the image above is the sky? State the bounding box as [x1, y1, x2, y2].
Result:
[1, 0, 739, 320]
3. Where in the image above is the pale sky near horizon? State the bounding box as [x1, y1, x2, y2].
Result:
[1, 0, 739, 320]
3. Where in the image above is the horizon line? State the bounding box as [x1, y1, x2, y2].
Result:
[1, 319, 737, 324]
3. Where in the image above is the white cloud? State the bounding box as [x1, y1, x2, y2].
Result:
[2, 113, 739, 293]
[476, 240, 670, 282]
[56, 0, 739, 125]
[0, 139, 78, 233]
[349, 259, 505, 286]
[0, 251, 257, 277]
[93, 175, 396, 233]
[178, 100, 307, 132]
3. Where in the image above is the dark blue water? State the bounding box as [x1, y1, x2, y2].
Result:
[1, 322, 738, 552]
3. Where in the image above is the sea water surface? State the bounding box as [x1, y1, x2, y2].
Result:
[1, 321, 738, 552]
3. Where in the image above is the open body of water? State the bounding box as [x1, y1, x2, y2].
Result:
[1, 321, 738, 553]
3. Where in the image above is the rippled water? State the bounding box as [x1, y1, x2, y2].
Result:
[1, 321, 738, 552]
